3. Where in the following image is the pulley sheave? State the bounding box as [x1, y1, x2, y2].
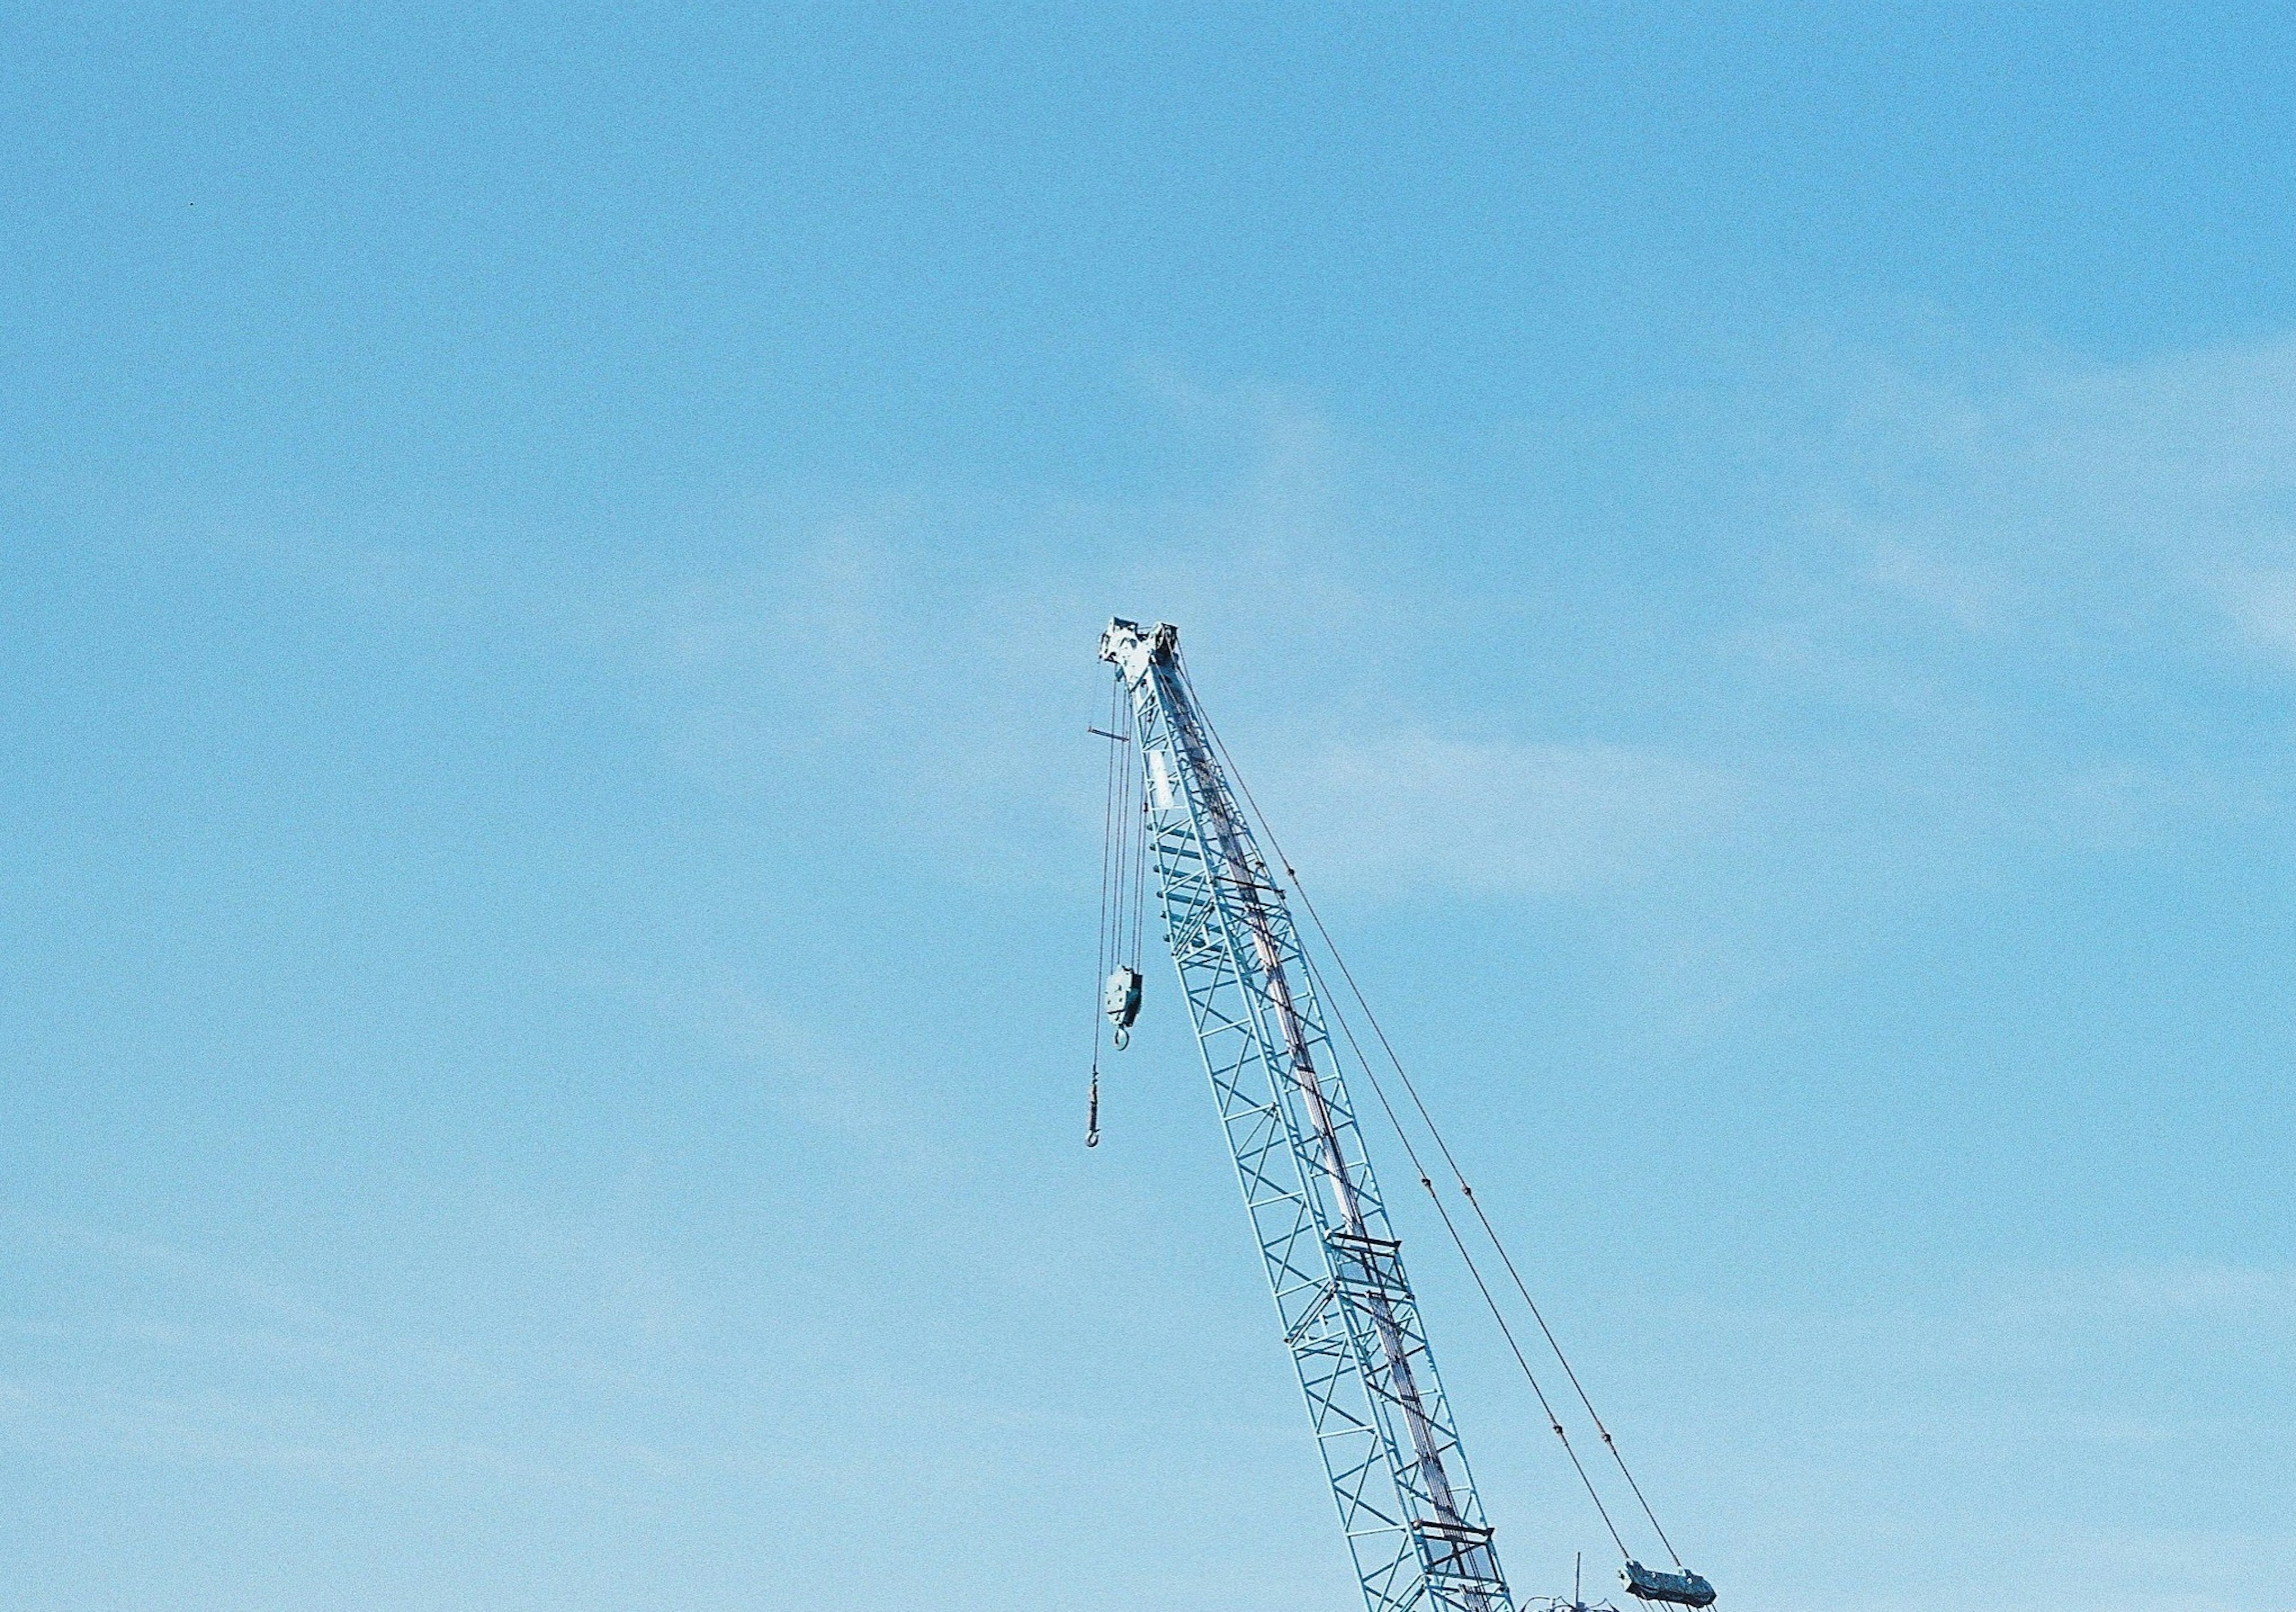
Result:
[1103, 966, 1141, 1048]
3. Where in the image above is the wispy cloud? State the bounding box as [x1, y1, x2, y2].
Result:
[673, 976, 959, 1160]
[560, 331, 2296, 914]
[1256, 733, 1738, 897]
[1752, 328, 2296, 658]
[0, 1211, 723, 1483]
[2221, 568, 2296, 663]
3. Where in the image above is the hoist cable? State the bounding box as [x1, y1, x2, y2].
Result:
[1174, 649, 1686, 1570]
[1105, 675, 1128, 968]
[1125, 694, 1149, 971]
[1129, 698, 1150, 973]
[1098, 673, 1125, 977]
[1294, 941, 1632, 1559]
[1087, 672, 1129, 1146]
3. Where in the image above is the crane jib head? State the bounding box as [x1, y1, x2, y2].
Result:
[1098, 617, 1179, 686]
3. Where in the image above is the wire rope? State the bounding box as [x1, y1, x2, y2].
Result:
[1174, 648, 1687, 1570]
[1302, 903, 1684, 1568]
[1129, 706, 1150, 975]
[1294, 939, 1632, 1559]
[1087, 672, 1131, 1146]
[1125, 694, 1148, 970]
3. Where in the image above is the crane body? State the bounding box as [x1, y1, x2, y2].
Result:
[1100, 618, 1516, 1612]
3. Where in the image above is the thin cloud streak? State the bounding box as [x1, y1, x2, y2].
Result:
[591, 323, 2296, 914]
[1256, 734, 1738, 897]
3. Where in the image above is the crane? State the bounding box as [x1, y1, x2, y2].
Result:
[1088, 618, 1717, 1612]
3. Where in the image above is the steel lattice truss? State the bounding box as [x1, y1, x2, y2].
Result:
[1103, 619, 1515, 1612]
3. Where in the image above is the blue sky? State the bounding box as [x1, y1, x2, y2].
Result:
[6, 5, 2295, 1610]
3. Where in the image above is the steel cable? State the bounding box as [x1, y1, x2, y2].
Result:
[1174, 648, 1688, 1571]
[1294, 941, 1632, 1559]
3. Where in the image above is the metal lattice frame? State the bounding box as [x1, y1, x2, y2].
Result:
[1103, 619, 1515, 1612]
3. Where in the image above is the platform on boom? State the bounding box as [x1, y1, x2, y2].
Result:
[1409, 1518, 1505, 1592]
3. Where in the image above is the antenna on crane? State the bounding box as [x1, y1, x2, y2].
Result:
[1086, 617, 1721, 1612]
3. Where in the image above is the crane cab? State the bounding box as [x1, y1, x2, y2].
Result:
[1621, 1561, 1716, 1608]
[1104, 966, 1142, 1046]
